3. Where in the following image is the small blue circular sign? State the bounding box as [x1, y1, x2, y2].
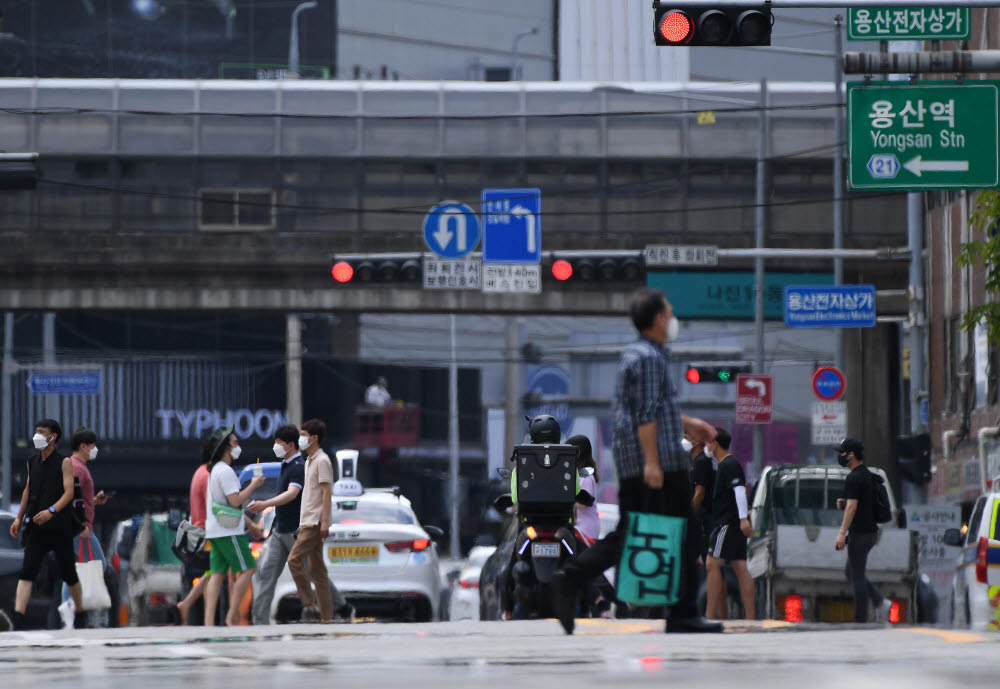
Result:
[812, 366, 845, 401]
[524, 364, 573, 436]
[423, 201, 480, 259]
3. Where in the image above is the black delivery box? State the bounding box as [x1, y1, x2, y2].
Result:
[512, 443, 579, 508]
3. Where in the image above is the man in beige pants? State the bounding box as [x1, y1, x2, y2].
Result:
[285, 418, 352, 622]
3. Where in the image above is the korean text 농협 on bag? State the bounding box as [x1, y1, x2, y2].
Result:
[615, 510, 687, 608]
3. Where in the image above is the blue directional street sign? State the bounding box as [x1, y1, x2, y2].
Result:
[481, 188, 541, 264]
[423, 201, 480, 259]
[784, 285, 877, 328]
[27, 371, 102, 394]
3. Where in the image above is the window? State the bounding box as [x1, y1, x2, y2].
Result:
[332, 501, 415, 526]
[967, 497, 986, 546]
[198, 189, 275, 230]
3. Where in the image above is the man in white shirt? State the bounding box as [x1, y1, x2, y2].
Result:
[364, 377, 392, 406]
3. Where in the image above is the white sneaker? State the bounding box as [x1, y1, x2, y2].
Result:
[57, 598, 76, 630]
[875, 598, 892, 624]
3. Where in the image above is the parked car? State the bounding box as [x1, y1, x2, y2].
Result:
[945, 484, 1000, 630]
[448, 546, 497, 621]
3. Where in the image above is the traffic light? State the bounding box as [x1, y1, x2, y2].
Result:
[549, 255, 644, 284]
[896, 433, 931, 484]
[0, 153, 38, 190]
[653, 4, 772, 47]
[684, 362, 751, 384]
[331, 258, 421, 284]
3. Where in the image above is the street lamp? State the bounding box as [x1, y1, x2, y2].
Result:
[288, 1, 318, 79]
[510, 27, 539, 81]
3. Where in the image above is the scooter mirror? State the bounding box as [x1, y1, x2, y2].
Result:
[497, 468, 513, 480]
[578, 467, 594, 479]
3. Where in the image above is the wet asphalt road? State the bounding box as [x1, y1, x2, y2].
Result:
[0, 619, 996, 689]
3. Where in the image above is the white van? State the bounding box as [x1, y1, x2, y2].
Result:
[945, 484, 1000, 630]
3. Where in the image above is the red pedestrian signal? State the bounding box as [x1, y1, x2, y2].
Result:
[686, 367, 701, 384]
[332, 261, 354, 283]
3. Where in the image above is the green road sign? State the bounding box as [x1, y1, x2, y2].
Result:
[847, 8, 970, 41]
[646, 271, 832, 320]
[847, 81, 999, 191]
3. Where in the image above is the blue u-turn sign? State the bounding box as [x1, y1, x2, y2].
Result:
[423, 201, 480, 259]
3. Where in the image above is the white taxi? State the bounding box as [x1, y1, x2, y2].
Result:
[269, 450, 443, 623]
[946, 483, 1000, 631]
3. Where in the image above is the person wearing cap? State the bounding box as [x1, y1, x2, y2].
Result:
[834, 437, 892, 623]
[364, 376, 392, 407]
[203, 426, 265, 627]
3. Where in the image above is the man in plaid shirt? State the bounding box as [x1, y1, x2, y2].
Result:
[552, 288, 721, 634]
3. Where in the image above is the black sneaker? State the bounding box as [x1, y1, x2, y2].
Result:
[550, 571, 576, 635]
[336, 603, 356, 623]
[74, 611, 88, 630]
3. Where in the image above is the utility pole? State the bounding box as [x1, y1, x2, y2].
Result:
[285, 314, 302, 426]
[751, 78, 768, 482]
[2, 313, 12, 507]
[448, 315, 461, 558]
[503, 318, 521, 456]
[833, 16, 845, 371]
[42, 313, 56, 420]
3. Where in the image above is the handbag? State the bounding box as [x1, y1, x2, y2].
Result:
[171, 519, 211, 571]
[75, 539, 112, 611]
[615, 495, 687, 608]
[211, 501, 244, 530]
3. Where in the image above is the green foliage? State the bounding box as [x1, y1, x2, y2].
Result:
[961, 191, 1000, 345]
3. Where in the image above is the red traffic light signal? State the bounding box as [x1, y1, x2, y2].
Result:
[685, 363, 750, 383]
[331, 261, 354, 283]
[654, 5, 772, 47]
[658, 10, 694, 44]
[551, 260, 573, 281]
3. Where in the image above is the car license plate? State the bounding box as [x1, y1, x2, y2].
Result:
[817, 599, 854, 623]
[531, 542, 560, 558]
[327, 545, 379, 563]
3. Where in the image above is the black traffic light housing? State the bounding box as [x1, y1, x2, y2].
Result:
[896, 433, 931, 485]
[653, 3, 772, 47]
[548, 255, 644, 284]
[685, 362, 751, 384]
[0, 154, 38, 190]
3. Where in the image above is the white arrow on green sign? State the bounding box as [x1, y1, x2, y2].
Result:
[847, 81, 1000, 191]
[847, 7, 970, 42]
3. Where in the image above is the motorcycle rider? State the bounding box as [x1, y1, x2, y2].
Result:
[500, 415, 564, 620]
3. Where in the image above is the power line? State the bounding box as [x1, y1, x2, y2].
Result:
[0, 99, 842, 122]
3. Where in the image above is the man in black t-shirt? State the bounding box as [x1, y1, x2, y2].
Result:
[687, 433, 716, 561]
[834, 437, 891, 623]
[705, 427, 755, 620]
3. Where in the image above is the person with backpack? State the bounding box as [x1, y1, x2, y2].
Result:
[833, 437, 893, 623]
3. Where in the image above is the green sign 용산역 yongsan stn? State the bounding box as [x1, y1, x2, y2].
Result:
[847, 81, 1000, 191]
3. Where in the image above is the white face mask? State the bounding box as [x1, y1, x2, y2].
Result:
[88, 447, 99, 461]
[32, 433, 49, 450]
[666, 316, 680, 343]
[298, 436, 310, 451]
[273, 442, 287, 459]
[230, 445, 243, 461]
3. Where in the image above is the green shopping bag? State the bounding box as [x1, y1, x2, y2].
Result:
[615, 510, 687, 607]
